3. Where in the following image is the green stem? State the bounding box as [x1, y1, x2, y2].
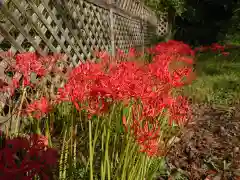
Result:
[63, 138, 69, 179]
[86, 116, 100, 172]
[93, 116, 100, 153]
[59, 130, 67, 180]
[101, 124, 106, 180]
[73, 125, 77, 169]
[15, 88, 26, 134]
[36, 120, 41, 134]
[112, 134, 118, 169]
[45, 115, 52, 147]
[89, 120, 94, 180]
[140, 155, 147, 180]
[128, 152, 141, 180]
[69, 109, 75, 176]
[121, 135, 131, 180]
[105, 127, 111, 180]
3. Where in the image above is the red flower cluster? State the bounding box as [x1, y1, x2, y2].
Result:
[25, 97, 52, 120]
[194, 43, 229, 56]
[148, 40, 195, 57]
[0, 53, 63, 179]
[210, 43, 225, 52]
[59, 40, 195, 156]
[0, 132, 58, 180]
[0, 52, 67, 96]
[0, 40, 195, 159]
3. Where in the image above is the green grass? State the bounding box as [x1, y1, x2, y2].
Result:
[183, 49, 240, 105]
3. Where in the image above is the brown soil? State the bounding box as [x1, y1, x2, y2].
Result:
[166, 104, 240, 180]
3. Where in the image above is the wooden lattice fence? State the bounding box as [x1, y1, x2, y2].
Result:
[0, 0, 168, 131]
[0, 0, 168, 63]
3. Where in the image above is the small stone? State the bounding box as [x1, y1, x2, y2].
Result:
[220, 126, 225, 132]
[212, 174, 222, 180]
[204, 115, 212, 120]
[234, 147, 239, 153]
[220, 116, 225, 120]
[167, 136, 181, 146]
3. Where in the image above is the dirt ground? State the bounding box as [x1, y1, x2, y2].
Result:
[166, 104, 240, 180]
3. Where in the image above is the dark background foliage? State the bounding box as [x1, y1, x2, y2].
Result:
[174, 0, 239, 46]
[145, 0, 240, 46]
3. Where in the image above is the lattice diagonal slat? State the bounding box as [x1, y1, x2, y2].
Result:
[0, 0, 168, 58]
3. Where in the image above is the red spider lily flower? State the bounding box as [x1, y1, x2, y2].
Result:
[146, 47, 154, 54]
[7, 52, 66, 90]
[95, 51, 109, 59]
[147, 58, 171, 84]
[0, 132, 58, 179]
[178, 56, 194, 65]
[15, 52, 46, 81]
[15, 52, 44, 75]
[127, 48, 136, 58]
[170, 67, 194, 87]
[195, 43, 228, 54]
[210, 43, 225, 52]
[221, 51, 230, 56]
[132, 118, 162, 156]
[141, 95, 167, 118]
[0, 77, 20, 96]
[116, 49, 126, 60]
[26, 97, 52, 119]
[150, 40, 195, 57]
[168, 96, 191, 126]
[122, 105, 164, 156]
[194, 46, 209, 53]
[57, 61, 113, 116]
[139, 139, 160, 157]
[39, 53, 64, 68]
[107, 61, 144, 100]
[30, 134, 48, 149]
[85, 97, 110, 116]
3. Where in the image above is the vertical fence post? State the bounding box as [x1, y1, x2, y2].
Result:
[141, 6, 145, 54]
[107, 0, 115, 56]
